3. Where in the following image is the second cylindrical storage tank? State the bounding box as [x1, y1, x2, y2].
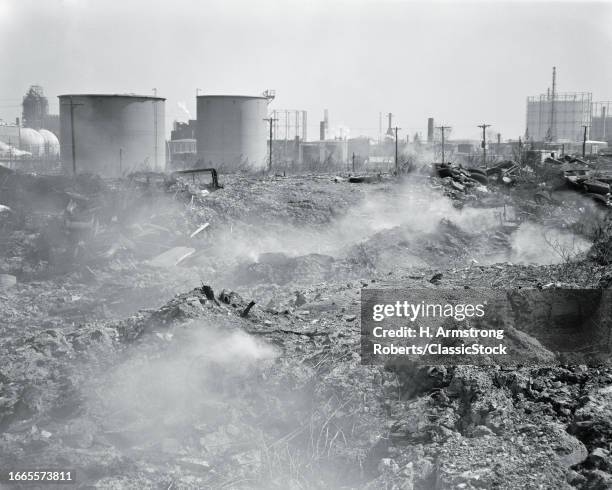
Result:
[196, 95, 269, 171]
[59, 94, 165, 177]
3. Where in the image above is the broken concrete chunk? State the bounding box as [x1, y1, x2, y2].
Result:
[147, 247, 195, 267]
[178, 457, 211, 473]
[294, 291, 307, 307]
[0, 274, 17, 289]
[471, 425, 495, 437]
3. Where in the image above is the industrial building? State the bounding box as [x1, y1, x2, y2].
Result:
[270, 109, 308, 164]
[22, 85, 60, 135]
[526, 92, 592, 142]
[271, 138, 300, 166]
[272, 110, 307, 142]
[0, 124, 21, 154]
[167, 138, 197, 167]
[348, 137, 370, 162]
[0, 85, 61, 168]
[299, 140, 348, 166]
[171, 119, 197, 140]
[58, 94, 165, 177]
[168, 120, 197, 168]
[525, 67, 592, 143]
[592, 102, 612, 144]
[196, 94, 272, 170]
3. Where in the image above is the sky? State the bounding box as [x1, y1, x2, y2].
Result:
[0, 0, 611, 141]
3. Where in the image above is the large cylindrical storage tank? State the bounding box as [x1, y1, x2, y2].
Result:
[196, 95, 269, 171]
[58, 94, 165, 177]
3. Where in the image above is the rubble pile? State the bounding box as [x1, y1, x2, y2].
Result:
[3, 263, 612, 488]
[2, 167, 612, 488]
[0, 283, 388, 488]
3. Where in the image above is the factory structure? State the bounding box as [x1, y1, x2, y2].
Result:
[269, 109, 308, 165]
[2, 70, 611, 176]
[525, 67, 611, 152]
[168, 95, 354, 170]
[167, 119, 197, 167]
[22, 85, 60, 134]
[526, 92, 592, 142]
[0, 85, 60, 166]
[592, 102, 612, 144]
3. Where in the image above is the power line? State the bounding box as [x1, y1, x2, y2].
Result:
[394, 126, 401, 174]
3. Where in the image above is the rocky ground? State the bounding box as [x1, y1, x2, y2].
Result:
[1, 165, 612, 489]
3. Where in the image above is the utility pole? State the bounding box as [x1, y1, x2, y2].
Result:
[62, 97, 83, 176]
[478, 123, 491, 168]
[352, 152, 355, 173]
[263, 117, 278, 172]
[436, 125, 450, 164]
[394, 126, 401, 174]
[582, 125, 589, 158]
[119, 148, 123, 176]
[550, 66, 556, 142]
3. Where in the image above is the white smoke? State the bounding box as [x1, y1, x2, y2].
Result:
[177, 101, 192, 119]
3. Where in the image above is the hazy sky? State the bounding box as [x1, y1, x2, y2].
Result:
[1, 0, 611, 140]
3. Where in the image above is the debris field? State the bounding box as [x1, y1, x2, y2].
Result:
[2, 162, 612, 489]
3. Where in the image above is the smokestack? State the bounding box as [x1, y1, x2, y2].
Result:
[386, 113, 393, 137]
[550, 66, 557, 142]
[320, 109, 329, 141]
[427, 118, 434, 143]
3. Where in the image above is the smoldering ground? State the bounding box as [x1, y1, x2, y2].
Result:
[6, 166, 584, 296]
[85, 324, 278, 446]
[1, 171, 605, 489]
[193, 175, 594, 286]
[72, 316, 374, 488]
